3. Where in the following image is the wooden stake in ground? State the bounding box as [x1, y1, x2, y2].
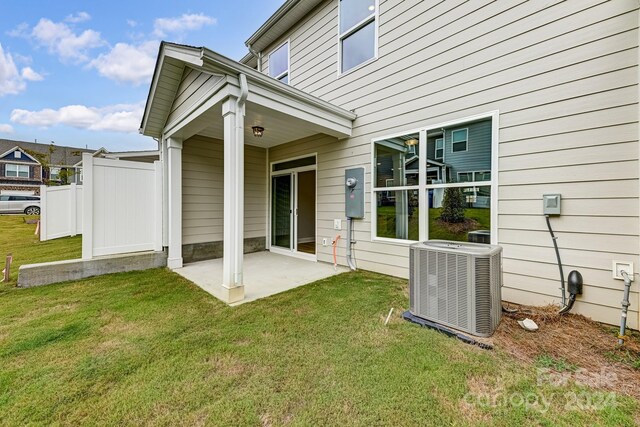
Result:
[2, 253, 12, 282]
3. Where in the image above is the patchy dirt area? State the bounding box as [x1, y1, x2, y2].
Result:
[492, 304, 640, 400]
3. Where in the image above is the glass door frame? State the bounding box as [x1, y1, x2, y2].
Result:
[268, 154, 317, 261]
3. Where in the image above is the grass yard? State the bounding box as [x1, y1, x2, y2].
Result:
[0, 216, 638, 426]
[0, 215, 81, 282]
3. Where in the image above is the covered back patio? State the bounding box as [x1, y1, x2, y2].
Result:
[140, 42, 355, 304]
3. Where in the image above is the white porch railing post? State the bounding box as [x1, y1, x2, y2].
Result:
[167, 137, 183, 269]
[81, 153, 94, 260]
[221, 96, 245, 303]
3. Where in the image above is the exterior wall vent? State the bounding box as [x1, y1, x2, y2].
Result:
[409, 240, 503, 337]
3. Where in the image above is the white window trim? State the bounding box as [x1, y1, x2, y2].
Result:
[267, 39, 290, 84]
[451, 128, 469, 153]
[14, 151, 21, 159]
[457, 170, 491, 183]
[370, 111, 499, 245]
[5, 163, 30, 178]
[435, 137, 444, 160]
[337, 0, 379, 77]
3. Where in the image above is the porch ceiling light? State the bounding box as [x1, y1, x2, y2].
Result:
[252, 126, 265, 137]
[405, 138, 418, 146]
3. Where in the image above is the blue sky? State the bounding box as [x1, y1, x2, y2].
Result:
[0, 0, 284, 151]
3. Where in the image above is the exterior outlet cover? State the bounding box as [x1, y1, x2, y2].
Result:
[613, 261, 634, 281]
[334, 219, 342, 230]
[542, 194, 561, 215]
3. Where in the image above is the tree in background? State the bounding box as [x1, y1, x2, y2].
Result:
[439, 187, 466, 223]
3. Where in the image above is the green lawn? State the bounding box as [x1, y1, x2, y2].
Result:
[376, 206, 491, 242]
[0, 216, 637, 425]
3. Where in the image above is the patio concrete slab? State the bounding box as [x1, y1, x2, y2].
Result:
[174, 251, 348, 305]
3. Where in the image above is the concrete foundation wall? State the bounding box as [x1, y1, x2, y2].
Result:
[182, 236, 266, 264]
[18, 251, 167, 288]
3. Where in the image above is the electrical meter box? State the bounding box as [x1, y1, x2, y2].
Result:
[345, 167, 365, 218]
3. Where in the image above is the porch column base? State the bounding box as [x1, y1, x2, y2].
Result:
[220, 284, 244, 304]
[167, 257, 183, 269]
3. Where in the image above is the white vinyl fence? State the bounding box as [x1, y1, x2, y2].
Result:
[40, 183, 83, 241]
[82, 154, 162, 259]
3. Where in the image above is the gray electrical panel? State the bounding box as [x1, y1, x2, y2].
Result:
[542, 194, 561, 216]
[345, 167, 365, 218]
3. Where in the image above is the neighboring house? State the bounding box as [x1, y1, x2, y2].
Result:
[140, 0, 640, 328]
[0, 146, 43, 195]
[0, 139, 98, 193]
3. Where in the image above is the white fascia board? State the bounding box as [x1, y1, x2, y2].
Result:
[140, 43, 204, 138]
[0, 146, 40, 163]
[201, 48, 356, 122]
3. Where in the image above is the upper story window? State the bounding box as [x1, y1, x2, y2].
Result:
[14, 151, 21, 159]
[268, 41, 289, 84]
[452, 129, 468, 152]
[435, 138, 444, 160]
[339, 0, 378, 74]
[5, 164, 29, 178]
[50, 167, 61, 180]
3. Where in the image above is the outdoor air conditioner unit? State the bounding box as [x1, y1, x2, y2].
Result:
[409, 240, 503, 337]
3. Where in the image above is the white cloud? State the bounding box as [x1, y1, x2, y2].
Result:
[0, 124, 14, 133]
[88, 40, 158, 85]
[21, 67, 44, 81]
[31, 18, 104, 62]
[153, 13, 216, 37]
[0, 43, 26, 96]
[126, 19, 138, 28]
[10, 102, 144, 133]
[65, 12, 91, 23]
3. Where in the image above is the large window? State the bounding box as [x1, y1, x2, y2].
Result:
[5, 164, 29, 178]
[339, 0, 377, 74]
[373, 115, 495, 244]
[268, 41, 289, 84]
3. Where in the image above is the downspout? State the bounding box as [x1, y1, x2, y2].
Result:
[248, 46, 262, 72]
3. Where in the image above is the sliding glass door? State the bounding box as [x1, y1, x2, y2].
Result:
[271, 174, 292, 249]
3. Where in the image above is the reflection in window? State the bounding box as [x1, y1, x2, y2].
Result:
[452, 128, 468, 152]
[373, 116, 494, 243]
[374, 133, 420, 188]
[269, 41, 289, 83]
[428, 186, 491, 242]
[339, 0, 377, 73]
[376, 190, 419, 240]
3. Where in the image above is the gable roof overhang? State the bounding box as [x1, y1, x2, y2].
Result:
[244, 0, 324, 56]
[141, 42, 356, 145]
[0, 146, 40, 163]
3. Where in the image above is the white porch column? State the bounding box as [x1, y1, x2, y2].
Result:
[167, 137, 183, 269]
[161, 137, 169, 248]
[221, 96, 245, 303]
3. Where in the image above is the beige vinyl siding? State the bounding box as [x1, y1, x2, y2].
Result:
[166, 68, 224, 127]
[182, 135, 266, 245]
[256, 0, 640, 328]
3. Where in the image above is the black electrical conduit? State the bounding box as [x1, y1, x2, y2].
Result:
[545, 215, 582, 314]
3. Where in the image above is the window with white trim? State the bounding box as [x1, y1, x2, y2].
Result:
[373, 117, 494, 243]
[452, 128, 468, 152]
[14, 151, 21, 159]
[268, 41, 289, 84]
[339, 0, 377, 74]
[5, 164, 30, 178]
[435, 137, 444, 159]
[50, 167, 61, 180]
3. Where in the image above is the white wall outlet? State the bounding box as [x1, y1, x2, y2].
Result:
[612, 261, 634, 281]
[322, 238, 328, 246]
[333, 219, 342, 230]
